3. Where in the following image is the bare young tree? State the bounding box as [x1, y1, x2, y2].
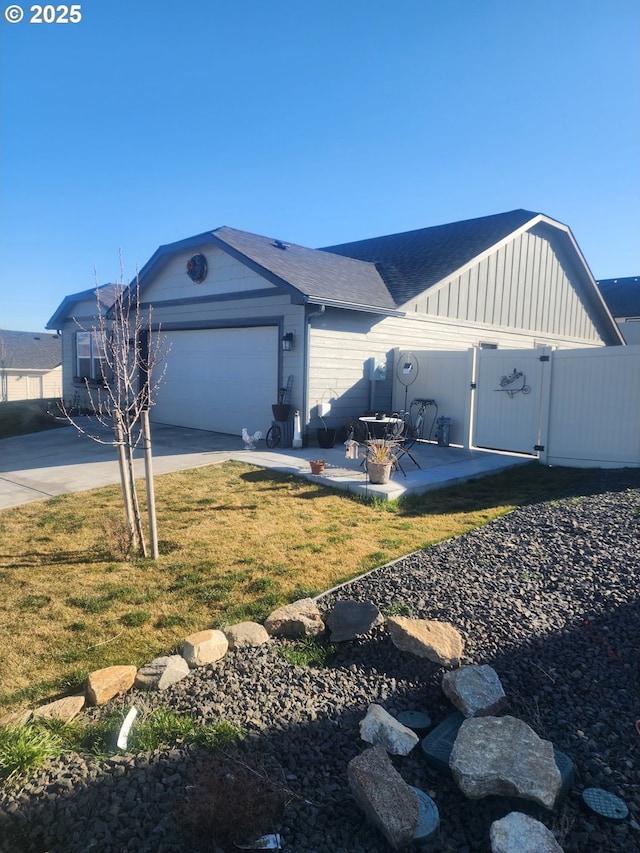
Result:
[63, 262, 168, 558]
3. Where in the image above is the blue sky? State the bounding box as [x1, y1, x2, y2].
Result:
[1, 0, 638, 332]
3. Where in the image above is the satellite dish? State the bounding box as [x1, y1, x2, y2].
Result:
[396, 352, 419, 411]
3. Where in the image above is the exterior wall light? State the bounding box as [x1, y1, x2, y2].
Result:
[281, 332, 294, 351]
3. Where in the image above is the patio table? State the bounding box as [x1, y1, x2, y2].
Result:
[358, 415, 403, 439]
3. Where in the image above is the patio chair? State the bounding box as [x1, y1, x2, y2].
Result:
[390, 415, 421, 472]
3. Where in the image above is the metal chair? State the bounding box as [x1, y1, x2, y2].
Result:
[389, 415, 421, 471]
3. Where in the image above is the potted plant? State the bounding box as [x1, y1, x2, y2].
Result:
[316, 395, 337, 448]
[364, 439, 398, 484]
[272, 387, 291, 423]
[310, 459, 326, 475]
[317, 414, 336, 449]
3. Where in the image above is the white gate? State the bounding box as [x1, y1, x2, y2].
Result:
[472, 348, 548, 455]
[392, 345, 639, 467]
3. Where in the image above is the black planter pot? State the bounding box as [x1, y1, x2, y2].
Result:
[317, 428, 336, 448]
[272, 404, 291, 422]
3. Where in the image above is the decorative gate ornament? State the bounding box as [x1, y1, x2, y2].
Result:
[495, 368, 531, 398]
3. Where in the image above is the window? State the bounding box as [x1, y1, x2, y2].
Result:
[75, 331, 106, 382]
[479, 342, 498, 350]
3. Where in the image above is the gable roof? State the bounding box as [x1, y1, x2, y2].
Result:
[320, 209, 539, 304]
[46, 283, 123, 330]
[596, 276, 640, 318]
[0, 330, 61, 370]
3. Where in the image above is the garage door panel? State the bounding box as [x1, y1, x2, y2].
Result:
[153, 327, 278, 435]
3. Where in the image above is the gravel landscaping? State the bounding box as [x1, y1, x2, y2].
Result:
[1, 467, 639, 852]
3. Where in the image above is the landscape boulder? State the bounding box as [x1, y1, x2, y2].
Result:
[264, 598, 325, 638]
[442, 664, 507, 717]
[348, 744, 419, 850]
[490, 811, 564, 852]
[326, 599, 384, 642]
[449, 716, 561, 810]
[135, 655, 190, 690]
[182, 629, 229, 667]
[359, 704, 420, 756]
[32, 695, 85, 723]
[386, 616, 464, 666]
[86, 665, 137, 706]
[224, 621, 270, 649]
[0, 709, 33, 728]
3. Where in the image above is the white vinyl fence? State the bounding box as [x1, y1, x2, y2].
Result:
[392, 346, 640, 469]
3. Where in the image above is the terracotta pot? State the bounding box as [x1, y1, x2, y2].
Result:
[367, 460, 392, 484]
[310, 460, 325, 475]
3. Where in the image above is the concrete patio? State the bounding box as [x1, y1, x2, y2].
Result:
[0, 420, 533, 509]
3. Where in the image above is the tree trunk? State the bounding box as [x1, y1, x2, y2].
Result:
[113, 412, 137, 549]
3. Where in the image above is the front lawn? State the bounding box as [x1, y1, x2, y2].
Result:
[0, 460, 586, 711]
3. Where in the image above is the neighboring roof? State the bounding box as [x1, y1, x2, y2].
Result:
[320, 209, 539, 304]
[596, 276, 640, 318]
[0, 329, 61, 370]
[209, 226, 396, 311]
[46, 283, 123, 330]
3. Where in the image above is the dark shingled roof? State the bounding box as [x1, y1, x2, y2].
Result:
[211, 226, 396, 310]
[0, 330, 61, 369]
[320, 209, 539, 304]
[596, 276, 640, 318]
[46, 283, 123, 330]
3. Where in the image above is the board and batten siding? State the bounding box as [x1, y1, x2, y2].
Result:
[412, 230, 604, 344]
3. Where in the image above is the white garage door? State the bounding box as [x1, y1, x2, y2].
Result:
[152, 327, 278, 435]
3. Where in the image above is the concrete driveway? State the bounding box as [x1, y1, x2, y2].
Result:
[0, 418, 530, 510]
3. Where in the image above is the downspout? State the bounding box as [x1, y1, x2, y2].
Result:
[303, 304, 326, 442]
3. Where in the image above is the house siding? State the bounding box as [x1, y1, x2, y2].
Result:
[417, 231, 603, 344]
[306, 306, 605, 432]
[2, 368, 61, 401]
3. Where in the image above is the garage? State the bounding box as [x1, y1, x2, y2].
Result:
[152, 326, 279, 435]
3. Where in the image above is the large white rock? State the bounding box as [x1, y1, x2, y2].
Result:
[359, 704, 419, 756]
[386, 616, 464, 666]
[135, 655, 190, 690]
[442, 665, 506, 717]
[264, 598, 325, 638]
[450, 716, 562, 810]
[224, 621, 270, 649]
[182, 629, 229, 667]
[348, 745, 419, 850]
[32, 695, 85, 723]
[490, 811, 564, 852]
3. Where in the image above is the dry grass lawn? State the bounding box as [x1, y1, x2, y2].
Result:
[0, 459, 585, 712]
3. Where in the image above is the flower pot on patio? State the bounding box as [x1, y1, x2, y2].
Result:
[310, 459, 326, 475]
[317, 428, 336, 448]
[367, 461, 392, 484]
